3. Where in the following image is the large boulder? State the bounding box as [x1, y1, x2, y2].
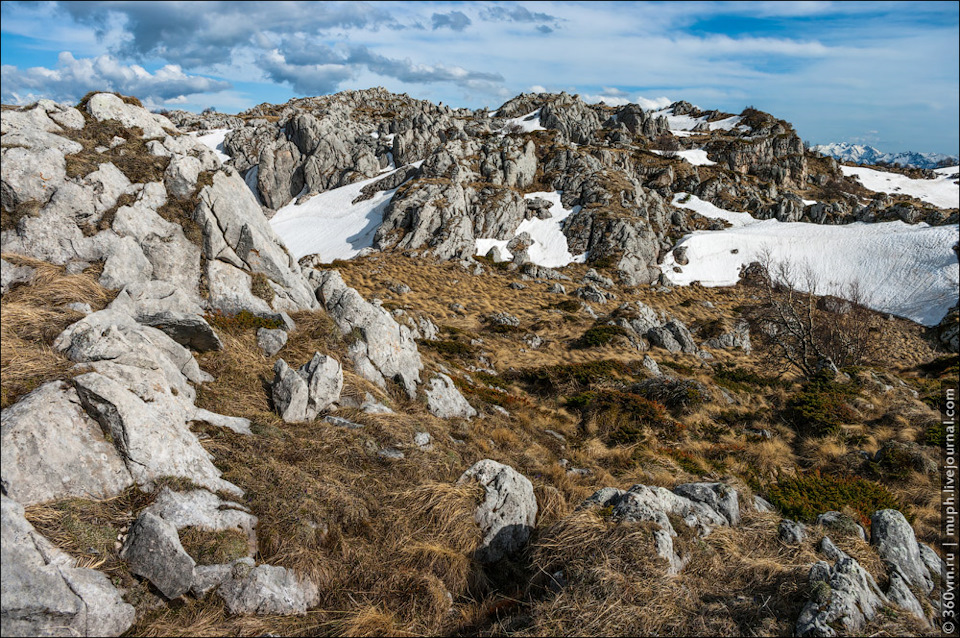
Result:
[425, 374, 477, 419]
[1, 494, 135, 637]
[1, 381, 133, 507]
[457, 460, 537, 563]
[84, 93, 177, 140]
[870, 509, 934, 594]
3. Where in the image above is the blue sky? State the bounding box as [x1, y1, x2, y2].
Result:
[1, 1, 957, 155]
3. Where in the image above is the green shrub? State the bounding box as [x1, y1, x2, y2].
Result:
[550, 299, 583, 313]
[510, 359, 636, 396]
[714, 363, 787, 393]
[633, 377, 712, 413]
[783, 371, 859, 437]
[765, 471, 904, 527]
[572, 325, 629, 349]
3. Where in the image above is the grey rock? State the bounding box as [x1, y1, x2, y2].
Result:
[642, 355, 661, 376]
[189, 408, 253, 435]
[754, 495, 775, 513]
[271, 359, 310, 423]
[546, 283, 566, 294]
[870, 509, 933, 594]
[795, 553, 888, 637]
[886, 569, 928, 624]
[360, 393, 393, 414]
[918, 543, 945, 584]
[1, 258, 35, 294]
[257, 327, 288, 357]
[315, 270, 422, 397]
[488, 311, 520, 327]
[414, 432, 432, 449]
[1, 495, 135, 637]
[703, 319, 752, 353]
[647, 326, 683, 353]
[2, 146, 67, 212]
[663, 319, 698, 354]
[1, 382, 133, 507]
[457, 460, 537, 563]
[138, 311, 222, 352]
[164, 154, 201, 199]
[300, 352, 344, 416]
[377, 447, 405, 460]
[817, 511, 867, 541]
[779, 519, 807, 544]
[142, 488, 257, 555]
[85, 93, 176, 140]
[121, 512, 196, 599]
[425, 374, 477, 419]
[217, 563, 319, 616]
[674, 482, 741, 526]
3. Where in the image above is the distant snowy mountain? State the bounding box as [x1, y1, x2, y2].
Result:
[813, 142, 957, 169]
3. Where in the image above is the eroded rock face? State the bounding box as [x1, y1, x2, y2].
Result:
[457, 460, 538, 563]
[1, 494, 135, 637]
[121, 512, 196, 599]
[314, 270, 422, 396]
[271, 353, 344, 422]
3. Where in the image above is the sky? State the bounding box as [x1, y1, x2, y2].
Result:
[1, 1, 957, 155]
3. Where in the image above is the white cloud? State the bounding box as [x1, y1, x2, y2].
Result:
[636, 96, 673, 111]
[0, 51, 231, 105]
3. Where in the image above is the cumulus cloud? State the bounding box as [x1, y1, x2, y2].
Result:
[0, 51, 231, 105]
[431, 11, 471, 32]
[57, 1, 402, 67]
[260, 44, 504, 95]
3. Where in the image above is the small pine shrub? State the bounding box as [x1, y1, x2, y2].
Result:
[419, 339, 476, 357]
[632, 377, 712, 413]
[511, 359, 636, 396]
[783, 371, 859, 437]
[765, 471, 904, 527]
[572, 324, 628, 349]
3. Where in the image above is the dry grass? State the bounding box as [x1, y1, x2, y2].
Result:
[0, 255, 115, 408]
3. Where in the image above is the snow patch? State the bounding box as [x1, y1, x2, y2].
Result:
[475, 191, 586, 268]
[841, 165, 959, 209]
[501, 109, 546, 134]
[653, 149, 716, 166]
[192, 128, 231, 164]
[664, 195, 958, 326]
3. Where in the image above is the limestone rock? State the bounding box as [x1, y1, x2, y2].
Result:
[85, 93, 177, 140]
[870, 509, 934, 594]
[1, 495, 135, 637]
[217, 562, 319, 616]
[425, 374, 477, 419]
[257, 327, 288, 357]
[121, 512, 196, 599]
[1, 382, 133, 507]
[457, 460, 537, 563]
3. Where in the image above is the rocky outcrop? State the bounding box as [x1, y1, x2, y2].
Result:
[313, 270, 422, 396]
[271, 353, 343, 422]
[457, 460, 537, 563]
[424, 373, 477, 419]
[578, 482, 741, 575]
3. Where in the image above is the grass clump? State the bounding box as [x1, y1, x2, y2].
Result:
[783, 371, 859, 437]
[178, 527, 250, 565]
[765, 471, 904, 527]
[63, 119, 170, 183]
[572, 324, 629, 349]
[713, 364, 787, 393]
[633, 377, 712, 413]
[550, 299, 583, 313]
[204, 310, 284, 333]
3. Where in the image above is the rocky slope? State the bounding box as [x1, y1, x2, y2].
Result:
[1, 90, 955, 637]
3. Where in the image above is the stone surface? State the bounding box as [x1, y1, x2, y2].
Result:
[425, 373, 477, 419]
[217, 562, 320, 616]
[257, 327, 288, 357]
[1, 495, 135, 637]
[870, 509, 933, 594]
[457, 460, 537, 563]
[1, 381, 133, 507]
[121, 512, 196, 599]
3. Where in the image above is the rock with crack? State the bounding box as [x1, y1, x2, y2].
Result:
[795, 538, 888, 637]
[109, 281, 221, 351]
[870, 509, 934, 595]
[142, 488, 258, 556]
[313, 269, 422, 397]
[457, 460, 537, 563]
[121, 512, 196, 599]
[1, 494, 135, 637]
[271, 353, 343, 422]
[194, 168, 318, 313]
[425, 373, 477, 419]
[1, 381, 134, 507]
[257, 327, 288, 356]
